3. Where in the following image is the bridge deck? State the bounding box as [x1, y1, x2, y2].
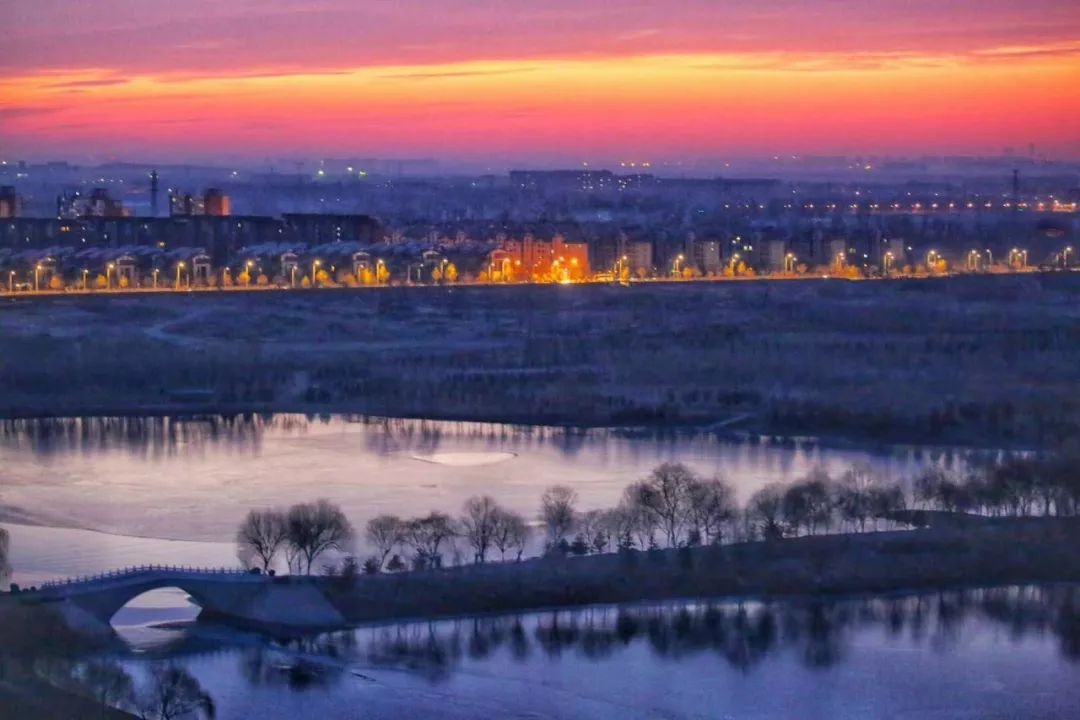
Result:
[25, 565, 261, 598]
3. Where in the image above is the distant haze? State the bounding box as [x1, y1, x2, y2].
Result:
[2, 0, 1079, 163]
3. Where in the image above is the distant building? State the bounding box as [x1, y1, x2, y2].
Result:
[84, 188, 127, 218]
[499, 233, 590, 280]
[203, 188, 230, 216]
[281, 214, 382, 245]
[693, 239, 723, 274]
[169, 188, 231, 217]
[169, 191, 204, 217]
[149, 170, 160, 218]
[883, 238, 907, 269]
[0, 186, 19, 218]
[766, 240, 788, 272]
[627, 241, 653, 276]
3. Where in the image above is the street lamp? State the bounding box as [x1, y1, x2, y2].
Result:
[672, 254, 685, 277]
[1063, 246, 1073, 268]
[34, 263, 42, 292]
[784, 252, 796, 273]
[614, 254, 628, 278]
[883, 251, 894, 275]
[106, 263, 115, 290]
[176, 261, 185, 290]
[985, 248, 993, 266]
[8, 270, 14, 292]
[377, 258, 386, 284]
[152, 268, 159, 289]
[311, 259, 321, 286]
[82, 269, 89, 290]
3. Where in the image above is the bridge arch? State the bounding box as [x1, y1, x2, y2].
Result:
[108, 584, 207, 627]
[67, 576, 215, 627]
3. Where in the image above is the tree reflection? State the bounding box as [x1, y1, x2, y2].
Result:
[238, 631, 358, 691]
[0, 527, 10, 588]
[348, 585, 1080, 684]
[3, 585, 1078, 710]
[0, 413, 641, 460]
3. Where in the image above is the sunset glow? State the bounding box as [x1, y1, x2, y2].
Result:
[3, 1, 1079, 162]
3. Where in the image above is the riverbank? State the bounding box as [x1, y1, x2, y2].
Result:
[2, 274, 1079, 447]
[0, 678, 136, 720]
[313, 516, 1080, 627]
[7, 517, 1078, 635]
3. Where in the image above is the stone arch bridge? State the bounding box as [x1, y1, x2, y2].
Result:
[8, 565, 345, 637]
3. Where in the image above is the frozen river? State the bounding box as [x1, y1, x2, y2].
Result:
[103, 587, 1080, 720]
[3, 415, 1075, 720]
[1, 414, 983, 585]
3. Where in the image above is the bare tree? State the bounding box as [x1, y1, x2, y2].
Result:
[618, 497, 656, 549]
[625, 462, 698, 547]
[868, 479, 906, 530]
[833, 466, 872, 532]
[404, 512, 455, 569]
[599, 506, 635, 551]
[0, 527, 10, 587]
[365, 514, 405, 569]
[491, 508, 529, 561]
[460, 496, 501, 563]
[283, 542, 303, 575]
[782, 470, 834, 536]
[686, 476, 737, 544]
[235, 509, 288, 572]
[285, 500, 355, 574]
[748, 483, 787, 540]
[577, 509, 605, 552]
[137, 664, 215, 720]
[540, 485, 578, 547]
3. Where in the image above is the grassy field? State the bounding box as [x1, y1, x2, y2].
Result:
[2, 273, 1079, 447]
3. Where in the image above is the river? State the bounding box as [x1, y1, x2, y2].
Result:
[93, 587, 1080, 720]
[2, 415, 1075, 719]
[0, 413, 989, 587]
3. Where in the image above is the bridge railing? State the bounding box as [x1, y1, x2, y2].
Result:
[39, 564, 250, 589]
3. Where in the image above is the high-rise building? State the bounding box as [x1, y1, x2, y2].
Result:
[203, 188, 231, 216]
[766, 240, 788, 271]
[0, 186, 20, 218]
[150, 170, 160, 217]
[627, 241, 653, 276]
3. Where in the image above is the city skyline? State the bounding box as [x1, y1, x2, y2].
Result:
[2, 0, 1079, 164]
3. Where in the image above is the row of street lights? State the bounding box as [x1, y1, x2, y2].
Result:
[3, 244, 1075, 293]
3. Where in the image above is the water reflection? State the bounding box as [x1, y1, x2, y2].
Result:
[212, 585, 1080, 688]
[4, 586, 1079, 718]
[0, 413, 991, 465]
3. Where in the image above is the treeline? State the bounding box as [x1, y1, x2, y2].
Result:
[912, 452, 1080, 517]
[235, 453, 1080, 577]
[235, 500, 354, 575]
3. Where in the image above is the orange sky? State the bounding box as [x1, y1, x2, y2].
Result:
[2, 1, 1079, 162]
